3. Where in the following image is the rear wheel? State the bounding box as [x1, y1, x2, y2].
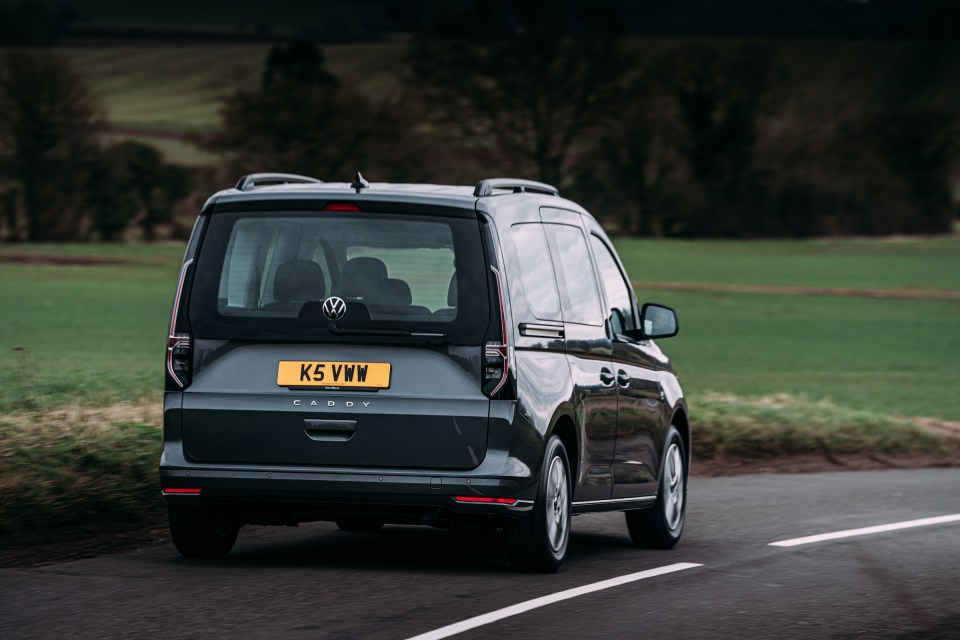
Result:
[168, 506, 239, 558]
[335, 518, 384, 532]
[506, 435, 571, 572]
[625, 426, 686, 549]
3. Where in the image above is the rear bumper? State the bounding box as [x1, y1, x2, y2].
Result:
[160, 442, 537, 522]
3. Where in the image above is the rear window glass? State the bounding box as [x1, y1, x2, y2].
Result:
[189, 211, 490, 344]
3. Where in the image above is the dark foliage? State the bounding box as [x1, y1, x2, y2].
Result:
[870, 110, 958, 234]
[203, 41, 424, 183]
[570, 84, 691, 237]
[659, 44, 775, 237]
[576, 42, 958, 238]
[263, 40, 338, 90]
[114, 142, 192, 241]
[87, 147, 139, 242]
[408, 0, 631, 187]
[0, 52, 193, 242]
[0, 50, 101, 241]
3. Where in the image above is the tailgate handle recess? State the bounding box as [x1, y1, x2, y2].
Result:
[304, 419, 357, 442]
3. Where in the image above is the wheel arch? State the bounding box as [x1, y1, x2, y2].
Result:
[669, 403, 691, 470]
[546, 411, 579, 495]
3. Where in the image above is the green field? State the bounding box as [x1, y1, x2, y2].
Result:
[1, 237, 958, 420]
[0, 244, 184, 409]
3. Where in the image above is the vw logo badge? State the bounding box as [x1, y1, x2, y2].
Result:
[322, 296, 347, 321]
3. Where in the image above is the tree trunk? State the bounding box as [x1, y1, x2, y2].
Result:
[2, 192, 19, 242]
[21, 173, 43, 242]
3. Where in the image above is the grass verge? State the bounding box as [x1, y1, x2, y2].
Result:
[693, 392, 957, 459]
[0, 402, 163, 548]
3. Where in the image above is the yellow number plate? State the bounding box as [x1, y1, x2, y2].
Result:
[277, 361, 391, 388]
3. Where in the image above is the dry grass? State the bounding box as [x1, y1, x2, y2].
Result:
[0, 402, 162, 546]
[692, 392, 955, 459]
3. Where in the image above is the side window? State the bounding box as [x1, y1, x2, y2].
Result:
[543, 223, 603, 326]
[510, 223, 562, 321]
[590, 235, 636, 334]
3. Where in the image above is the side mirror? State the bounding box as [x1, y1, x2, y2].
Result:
[633, 303, 678, 340]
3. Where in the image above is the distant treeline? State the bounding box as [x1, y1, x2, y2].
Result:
[2, 0, 959, 45]
[0, 0, 958, 241]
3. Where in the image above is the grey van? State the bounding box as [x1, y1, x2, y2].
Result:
[161, 173, 689, 572]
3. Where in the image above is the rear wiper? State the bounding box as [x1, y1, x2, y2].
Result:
[326, 323, 448, 339]
[327, 324, 410, 337]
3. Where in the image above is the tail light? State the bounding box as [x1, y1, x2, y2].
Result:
[483, 266, 512, 398]
[323, 203, 361, 211]
[483, 341, 509, 393]
[167, 259, 193, 389]
[162, 488, 202, 495]
[453, 496, 518, 505]
[167, 333, 191, 388]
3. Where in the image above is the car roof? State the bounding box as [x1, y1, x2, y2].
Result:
[204, 182, 476, 211]
[201, 179, 593, 223]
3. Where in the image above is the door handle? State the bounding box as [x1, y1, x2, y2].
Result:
[599, 368, 615, 386]
[616, 370, 631, 387]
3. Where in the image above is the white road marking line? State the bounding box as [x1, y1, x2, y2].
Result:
[404, 562, 702, 640]
[769, 514, 960, 548]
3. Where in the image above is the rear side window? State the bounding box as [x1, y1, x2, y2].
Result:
[543, 223, 603, 326]
[510, 223, 562, 321]
[189, 211, 490, 344]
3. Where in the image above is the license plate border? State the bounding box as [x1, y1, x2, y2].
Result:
[277, 360, 392, 390]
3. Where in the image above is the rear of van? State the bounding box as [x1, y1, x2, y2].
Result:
[160, 189, 529, 533]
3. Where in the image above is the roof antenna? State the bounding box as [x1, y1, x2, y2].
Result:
[350, 171, 369, 194]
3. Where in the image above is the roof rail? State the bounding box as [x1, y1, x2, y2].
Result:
[473, 178, 559, 198]
[235, 173, 323, 191]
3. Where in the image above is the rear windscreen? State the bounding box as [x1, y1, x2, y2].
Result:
[188, 211, 490, 344]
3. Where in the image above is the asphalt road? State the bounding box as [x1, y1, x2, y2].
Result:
[2, 469, 959, 639]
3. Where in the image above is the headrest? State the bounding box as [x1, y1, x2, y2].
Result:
[341, 257, 388, 281]
[382, 278, 413, 306]
[338, 257, 389, 299]
[447, 273, 457, 307]
[273, 260, 325, 303]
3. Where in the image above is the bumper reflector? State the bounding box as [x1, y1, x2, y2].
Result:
[453, 496, 518, 506]
[163, 488, 202, 495]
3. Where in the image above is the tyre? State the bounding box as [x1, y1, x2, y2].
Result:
[625, 426, 686, 549]
[334, 518, 384, 532]
[506, 435, 571, 572]
[168, 506, 239, 558]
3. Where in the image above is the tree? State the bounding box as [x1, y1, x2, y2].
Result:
[202, 41, 423, 183]
[871, 109, 958, 234]
[0, 50, 101, 241]
[116, 142, 192, 241]
[572, 68, 693, 237]
[85, 141, 192, 242]
[657, 44, 775, 237]
[407, 0, 631, 187]
[87, 145, 138, 242]
[263, 40, 338, 90]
